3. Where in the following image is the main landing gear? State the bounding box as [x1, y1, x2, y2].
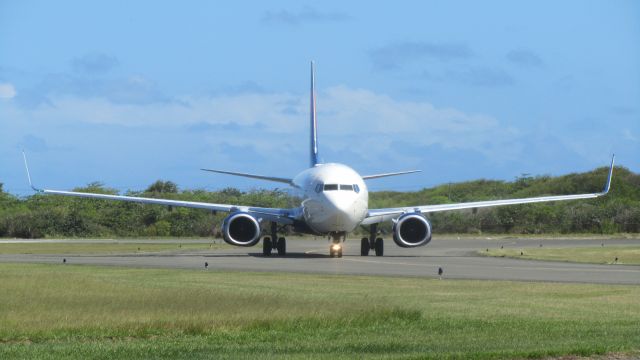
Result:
[263, 222, 286, 256]
[360, 224, 383, 256]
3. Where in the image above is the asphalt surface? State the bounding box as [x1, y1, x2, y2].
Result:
[1, 237, 639, 284]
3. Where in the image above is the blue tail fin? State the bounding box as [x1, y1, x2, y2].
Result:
[310, 61, 319, 167]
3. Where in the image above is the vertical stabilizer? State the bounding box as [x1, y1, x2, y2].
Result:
[310, 61, 319, 167]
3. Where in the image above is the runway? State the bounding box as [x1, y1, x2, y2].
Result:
[1, 237, 639, 285]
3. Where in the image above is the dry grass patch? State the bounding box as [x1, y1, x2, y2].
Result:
[482, 246, 640, 265]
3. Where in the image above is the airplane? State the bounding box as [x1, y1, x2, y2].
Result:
[23, 62, 615, 258]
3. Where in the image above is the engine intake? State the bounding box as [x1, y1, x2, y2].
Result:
[392, 213, 432, 248]
[222, 212, 261, 247]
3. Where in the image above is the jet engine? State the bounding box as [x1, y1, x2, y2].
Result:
[392, 213, 432, 248]
[221, 212, 261, 247]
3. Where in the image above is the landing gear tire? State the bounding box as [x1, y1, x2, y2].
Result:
[262, 237, 272, 256]
[374, 237, 384, 257]
[329, 244, 342, 258]
[360, 238, 370, 256]
[277, 237, 287, 256]
[330, 248, 343, 258]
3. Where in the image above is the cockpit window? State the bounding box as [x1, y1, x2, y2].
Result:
[319, 184, 359, 192]
[323, 184, 338, 191]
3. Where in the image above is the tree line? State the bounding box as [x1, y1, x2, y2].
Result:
[0, 165, 638, 239]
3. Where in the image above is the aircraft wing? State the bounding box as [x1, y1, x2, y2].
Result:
[34, 189, 296, 224]
[22, 154, 296, 225]
[363, 156, 615, 225]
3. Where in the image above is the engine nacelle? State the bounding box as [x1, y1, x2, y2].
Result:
[392, 213, 432, 248]
[221, 212, 261, 247]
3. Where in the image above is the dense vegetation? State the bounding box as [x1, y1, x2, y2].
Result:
[0, 166, 638, 238]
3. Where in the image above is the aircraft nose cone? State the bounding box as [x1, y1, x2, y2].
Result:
[323, 193, 359, 230]
[326, 195, 353, 214]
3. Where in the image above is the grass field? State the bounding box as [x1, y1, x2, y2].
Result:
[0, 242, 227, 255]
[481, 246, 640, 265]
[0, 263, 639, 359]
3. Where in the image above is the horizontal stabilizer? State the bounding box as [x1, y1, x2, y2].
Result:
[362, 170, 421, 180]
[201, 168, 292, 184]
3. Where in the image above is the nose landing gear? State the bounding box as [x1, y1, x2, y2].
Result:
[329, 243, 343, 258]
[329, 233, 344, 258]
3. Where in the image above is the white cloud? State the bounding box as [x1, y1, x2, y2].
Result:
[318, 86, 519, 161]
[0, 83, 17, 99]
[623, 129, 637, 142]
[4, 86, 521, 163]
[31, 92, 303, 131]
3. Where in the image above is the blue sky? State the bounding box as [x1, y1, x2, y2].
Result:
[1, 0, 638, 195]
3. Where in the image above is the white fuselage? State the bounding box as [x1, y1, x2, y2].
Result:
[291, 163, 368, 234]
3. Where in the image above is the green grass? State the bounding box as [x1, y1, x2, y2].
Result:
[481, 246, 640, 265]
[0, 242, 227, 254]
[0, 263, 639, 359]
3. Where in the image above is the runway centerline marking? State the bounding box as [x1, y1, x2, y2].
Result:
[342, 257, 435, 267]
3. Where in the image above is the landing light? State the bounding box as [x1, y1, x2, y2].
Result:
[331, 244, 341, 251]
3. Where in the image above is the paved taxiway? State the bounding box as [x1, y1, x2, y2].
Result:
[1, 237, 639, 284]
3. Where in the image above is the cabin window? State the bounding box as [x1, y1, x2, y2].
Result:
[340, 184, 354, 191]
[353, 184, 360, 193]
[323, 184, 338, 191]
[315, 183, 323, 193]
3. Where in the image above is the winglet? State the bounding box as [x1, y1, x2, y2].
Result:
[602, 154, 615, 194]
[22, 151, 43, 192]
